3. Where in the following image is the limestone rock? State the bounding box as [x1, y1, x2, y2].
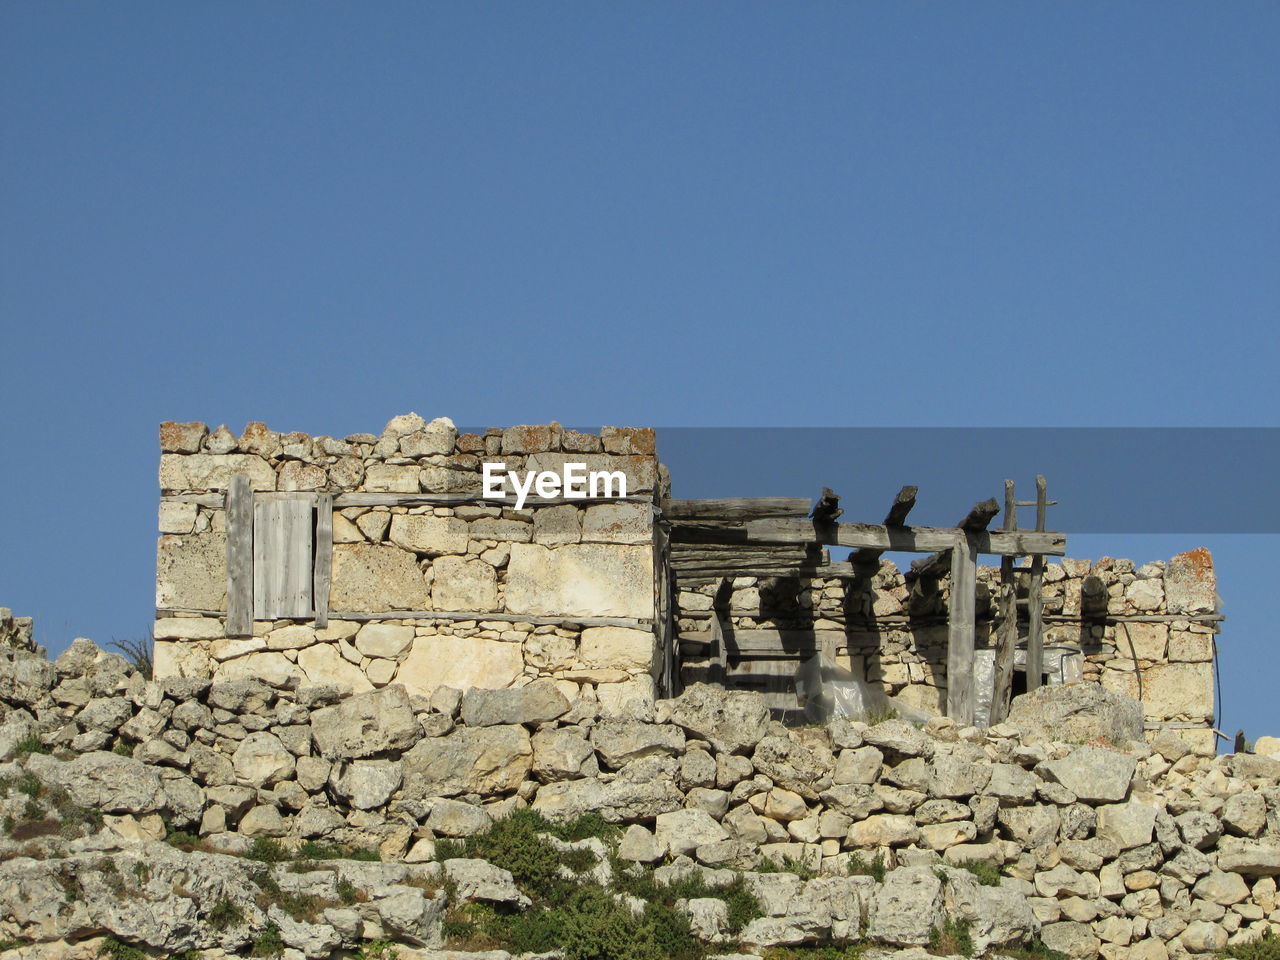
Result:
[1006, 685, 1143, 745]
[461, 680, 570, 728]
[232, 732, 296, 787]
[442, 858, 530, 908]
[1095, 801, 1158, 850]
[310, 686, 421, 759]
[1040, 746, 1136, 803]
[591, 720, 686, 768]
[397, 635, 523, 701]
[26, 751, 166, 814]
[427, 799, 494, 837]
[664, 683, 771, 755]
[504, 542, 653, 619]
[530, 727, 594, 781]
[867, 865, 945, 945]
[330, 543, 431, 612]
[655, 809, 730, 857]
[329, 759, 403, 809]
[618, 824, 665, 862]
[402, 725, 533, 797]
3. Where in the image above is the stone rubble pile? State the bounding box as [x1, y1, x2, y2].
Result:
[2, 637, 1279, 960]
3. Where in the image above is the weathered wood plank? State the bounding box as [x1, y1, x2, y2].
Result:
[671, 517, 1064, 556]
[810, 488, 843, 524]
[225, 473, 254, 638]
[313, 494, 333, 629]
[960, 498, 1001, 533]
[681, 628, 849, 654]
[947, 533, 977, 725]
[851, 486, 920, 567]
[990, 481, 1019, 725]
[664, 498, 813, 520]
[333, 492, 651, 508]
[1025, 475, 1049, 691]
[676, 563, 857, 580]
[253, 497, 314, 619]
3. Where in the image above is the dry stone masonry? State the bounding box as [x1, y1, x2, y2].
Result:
[155, 416, 665, 715]
[152, 415, 1222, 755]
[1, 636, 1278, 960]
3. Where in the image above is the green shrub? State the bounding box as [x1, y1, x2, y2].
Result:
[1225, 930, 1280, 960]
[929, 916, 974, 958]
[98, 936, 144, 960]
[845, 851, 886, 882]
[207, 896, 244, 931]
[356, 940, 400, 960]
[251, 921, 284, 957]
[545, 811, 620, 842]
[13, 735, 50, 757]
[247, 837, 291, 863]
[112, 741, 133, 756]
[336, 876, 359, 905]
[958, 859, 1003, 887]
[762, 945, 864, 959]
[447, 809, 567, 901]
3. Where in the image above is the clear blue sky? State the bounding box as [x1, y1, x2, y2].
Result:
[1, 4, 1276, 739]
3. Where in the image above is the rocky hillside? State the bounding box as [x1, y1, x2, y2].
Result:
[1, 636, 1278, 960]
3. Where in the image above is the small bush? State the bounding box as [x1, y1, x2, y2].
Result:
[929, 916, 974, 958]
[336, 876, 360, 905]
[98, 936, 145, 960]
[356, 940, 400, 960]
[762, 945, 864, 959]
[13, 735, 50, 757]
[164, 827, 202, 852]
[112, 741, 133, 756]
[251, 921, 284, 957]
[545, 811, 620, 842]
[109, 637, 154, 679]
[845, 851, 886, 882]
[958, 859, 1003, 887]
[247, 837, 291, 863]
[133, 862, 150, 884]
[446, 809, 567, 901]
[207, 896, 244, 931]
[1225, 931, 1280, 960]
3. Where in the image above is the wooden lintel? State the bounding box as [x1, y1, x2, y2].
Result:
[663, 498, 813, 520]
[671, 518, 1064, 556]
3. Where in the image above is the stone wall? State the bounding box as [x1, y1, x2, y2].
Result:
[2, 637, 1278, 959]
[677, 550, 1220, 754]
[0, 607, 35, 653]
[155, 415, 665, 711]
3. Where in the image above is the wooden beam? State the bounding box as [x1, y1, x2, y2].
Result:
[332, 492, 651, 508]
[313, 494, 333, 629]
[671, 517, 1064, 556]
[959, 497, 1001, 533]
[681, 628, 849, 654]
[990, 481, 1018, 725]
[810, 488, 843, 525]
[1025, 475, 1048, 692]
[663, 498, 813, 521]
[947, 532, 977, 725]
[676, 562, 855, 580]
[850, 486, 919, 568]
[224, 473, 253, 638]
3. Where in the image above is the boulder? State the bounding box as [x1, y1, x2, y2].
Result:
[329, 759, 403, 810]
[442, 858, 530, 908]
[1005, 685, 1143, 745]
[1040, 746, 1136, 803]
[590, 720, 685, 768]
[232, 732, 295, 787]
[530, 727, 594, 781]
[867, 866, 945, 945]
[26, 751, 166, 815]
[402, 725, 533, 797]
[655, 809, 730, 857]
[309, 686, 421, 759]
[661, 683, 771, 755]
[460, 680, 570, 727]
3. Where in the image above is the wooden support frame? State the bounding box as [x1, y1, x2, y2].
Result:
[947, 531, 978, 725]
[225, 473, 254, 638]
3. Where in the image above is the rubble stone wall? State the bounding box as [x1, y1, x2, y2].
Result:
[154, 416, 664, 710]
[677, 550, 1220, 754]
[2, 638, 1278, 960]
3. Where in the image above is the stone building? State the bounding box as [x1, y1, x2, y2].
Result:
[153, 415, 1221, 750]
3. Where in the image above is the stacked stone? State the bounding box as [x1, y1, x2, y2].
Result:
[156, 414, 662, 709]
[0, 607, 36, 652]
[4, 637, 1279, 958]
[677, 550, 1219, 752]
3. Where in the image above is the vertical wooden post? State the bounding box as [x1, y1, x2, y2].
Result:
[1025, 475, 1047, 690]
[990, 480, 1019, 724]
[313, 493, 333, 629]
[947, 531, 977, 725]
[710, 609, 727, 685]
[225, 473, 254, 638]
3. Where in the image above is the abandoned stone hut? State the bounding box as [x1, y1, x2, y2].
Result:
[153, 415, 1222, 754]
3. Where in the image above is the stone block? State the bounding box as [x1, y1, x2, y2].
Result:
[581, 502, 652, 544]
[1118, 622, 1167, 661]
[296, 643, 374, 693]
[578, 626, 658, 672]
[525, 452, 656, 494]
[153, 617, 224, 640]
[505, 543, 653, 619]
[277, 461, 325, 491]
[600, 426, 657, 455]
[158, 501, 198, 534]
[388, 515, 469, 555]
[1096, 800, 1158, 850]
[159, 421, 208, 453]
[159, 453, 276, 491]
[218, 652, 305, 688]
[1140, 662, 1214, 720]
[430, 556, 498, 611]
[330, 543, 431, 612]
[532, 504, 582, 545]
[1166, 549, 1216, 615]
[309, 686, 421, 759]
[363, 464, 421, 493]
[156, 533, 228, 611]
[397, 634, 523, 700]
[354, 623, 415, 659]
[1168, 632, 1214, 662]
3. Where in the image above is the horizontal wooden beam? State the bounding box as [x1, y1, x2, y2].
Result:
[676, 562, 856, 579]
[663, 498, 813, 520]
[156, 607, 651, 629]
[160, 492, 654, 509]
[671, 517, 1065, 556]
[681, 628, 848, 653]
